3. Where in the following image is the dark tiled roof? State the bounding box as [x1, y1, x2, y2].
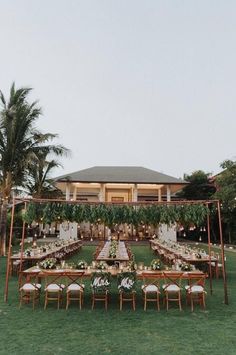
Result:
[55, 166, 186, 185]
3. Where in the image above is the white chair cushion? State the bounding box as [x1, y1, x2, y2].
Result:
[20, 283, 41, 291]
[67, 283, 85, 292]
[45, 283, 65, 292]
[185, 285, 204, 293]
[163, 284, 180, 292]
[142, 285, 159, 292]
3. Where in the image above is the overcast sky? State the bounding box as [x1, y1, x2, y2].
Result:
[0, 0, 235, 179]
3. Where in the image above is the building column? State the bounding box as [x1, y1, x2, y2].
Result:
[166, 185, 171, 202]
[133, 184, 138, 202]
[65, 183, 71, 201]
[99, 184, 105, 202]
[73, 186, 77, 201]
[158, 188, 162, 202]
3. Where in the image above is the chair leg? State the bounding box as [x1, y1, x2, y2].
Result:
[157, 293, 160, 311]
[66, 293, 69, 310]
[19, 292, 22, 309]
[44, 293, 48, 310]
[144, 294, 147, 311]
[57, 293, 60, 310]
[179, 292, 182, 311]
[133, 293, 135, 311]
[105, 295, 108, 311]
[92, 294, 95, 310]
[202, 294, 206, 309]
[119, 293, 122, 311]
[191, 296, 194, 312]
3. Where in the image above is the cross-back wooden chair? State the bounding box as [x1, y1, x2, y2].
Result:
[117, 272, 136, 311]
[162, 272, 183, 311]
[19, 271, 41, 309]
[65, 271, 85, 310]
[44, 271, 66, 310]
[142, 272, 162, 311]
[185, 273, 207, 311]
[91, 272, 111, 310]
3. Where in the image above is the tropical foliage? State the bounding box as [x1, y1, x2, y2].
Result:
[0, 83, 68, 255]
[23, 202, 210, 228]
[177, 170, 216, 200]
[214, 160, 236, 243]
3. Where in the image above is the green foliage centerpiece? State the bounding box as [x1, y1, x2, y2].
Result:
[109, 240, 118, 258]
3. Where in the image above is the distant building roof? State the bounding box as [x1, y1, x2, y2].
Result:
[55, 166, 186, 185]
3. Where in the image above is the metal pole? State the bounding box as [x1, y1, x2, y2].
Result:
[207, 209, 213, 295]
[217, 200, 229, 305]
[4, 198, 15, 302]
[18, 202, 27, 286]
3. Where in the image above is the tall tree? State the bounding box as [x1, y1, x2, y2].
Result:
[177, 170, 216, 200]
[26, 152, 64, 199]
[0, 83, 68, 255]
[214, 160, 236, 243]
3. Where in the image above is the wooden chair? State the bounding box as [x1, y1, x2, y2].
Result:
[117, 272, 136, 311]
[210, 253, 223, 278]
[19, 271, 41, 309]
[66, 271, 85, 310]
[162, 272, 183, 311]
[91, 272, 111, 310]
[185, 273, 207, 311]
[44, 271, 66, 310]
[142, 272, 161, 311]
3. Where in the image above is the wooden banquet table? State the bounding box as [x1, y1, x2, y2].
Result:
[22, 266, 206, 280]
[150, 239, 219, 275]
[96, 241, 130, 263]
[10, 240, 82, 274]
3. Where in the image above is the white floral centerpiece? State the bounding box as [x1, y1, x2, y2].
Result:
[97, 261, 108, 270]
[77, 260, 88, 270]
[40, 258, 57, 269]
[150, 259, 163, 271]
[109, 240, 118, 258]
[181, 262, 193, 271]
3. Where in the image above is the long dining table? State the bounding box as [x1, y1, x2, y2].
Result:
[96, 241, 130, 264]
[10, 240, 82, 275]
[150, 239, 218, 275]
[22, 266, 206, 281]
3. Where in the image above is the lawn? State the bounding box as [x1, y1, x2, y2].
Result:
[0, 244, 235, 355]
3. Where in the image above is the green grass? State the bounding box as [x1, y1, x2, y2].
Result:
[0, 244, 236, 355]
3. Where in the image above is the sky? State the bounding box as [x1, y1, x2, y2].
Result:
[0, 0, 236, 179]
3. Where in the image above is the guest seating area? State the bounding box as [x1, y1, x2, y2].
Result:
[19, 268, 207, 312]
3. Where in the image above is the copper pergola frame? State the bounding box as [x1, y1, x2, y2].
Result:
[4, 197, 229, 305]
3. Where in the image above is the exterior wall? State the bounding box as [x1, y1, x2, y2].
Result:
[59, 222, 78, 240]
[159, 224, 177, 242]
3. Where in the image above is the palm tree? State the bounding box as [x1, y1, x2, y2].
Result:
[26, 152, 64, 199]
[0, 83, 68, 255]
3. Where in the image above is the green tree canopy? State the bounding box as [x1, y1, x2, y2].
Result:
[177, 170, 216, 200]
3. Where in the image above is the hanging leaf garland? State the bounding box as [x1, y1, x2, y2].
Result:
[23, 201, 210, 230]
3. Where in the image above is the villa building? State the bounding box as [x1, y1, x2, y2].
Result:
[55, 166, 187, 203]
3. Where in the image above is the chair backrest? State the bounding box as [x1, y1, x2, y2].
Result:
[43, 271, 65, 287]
[187, 272, 206, 288]
[163, 272, 183, 289]
[66, 271, 84, 287]
[91, 272, 111, 292]
[142, 272, 162, 290]
[117, 272, 136, 292]
[18, 271, 41, 290]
